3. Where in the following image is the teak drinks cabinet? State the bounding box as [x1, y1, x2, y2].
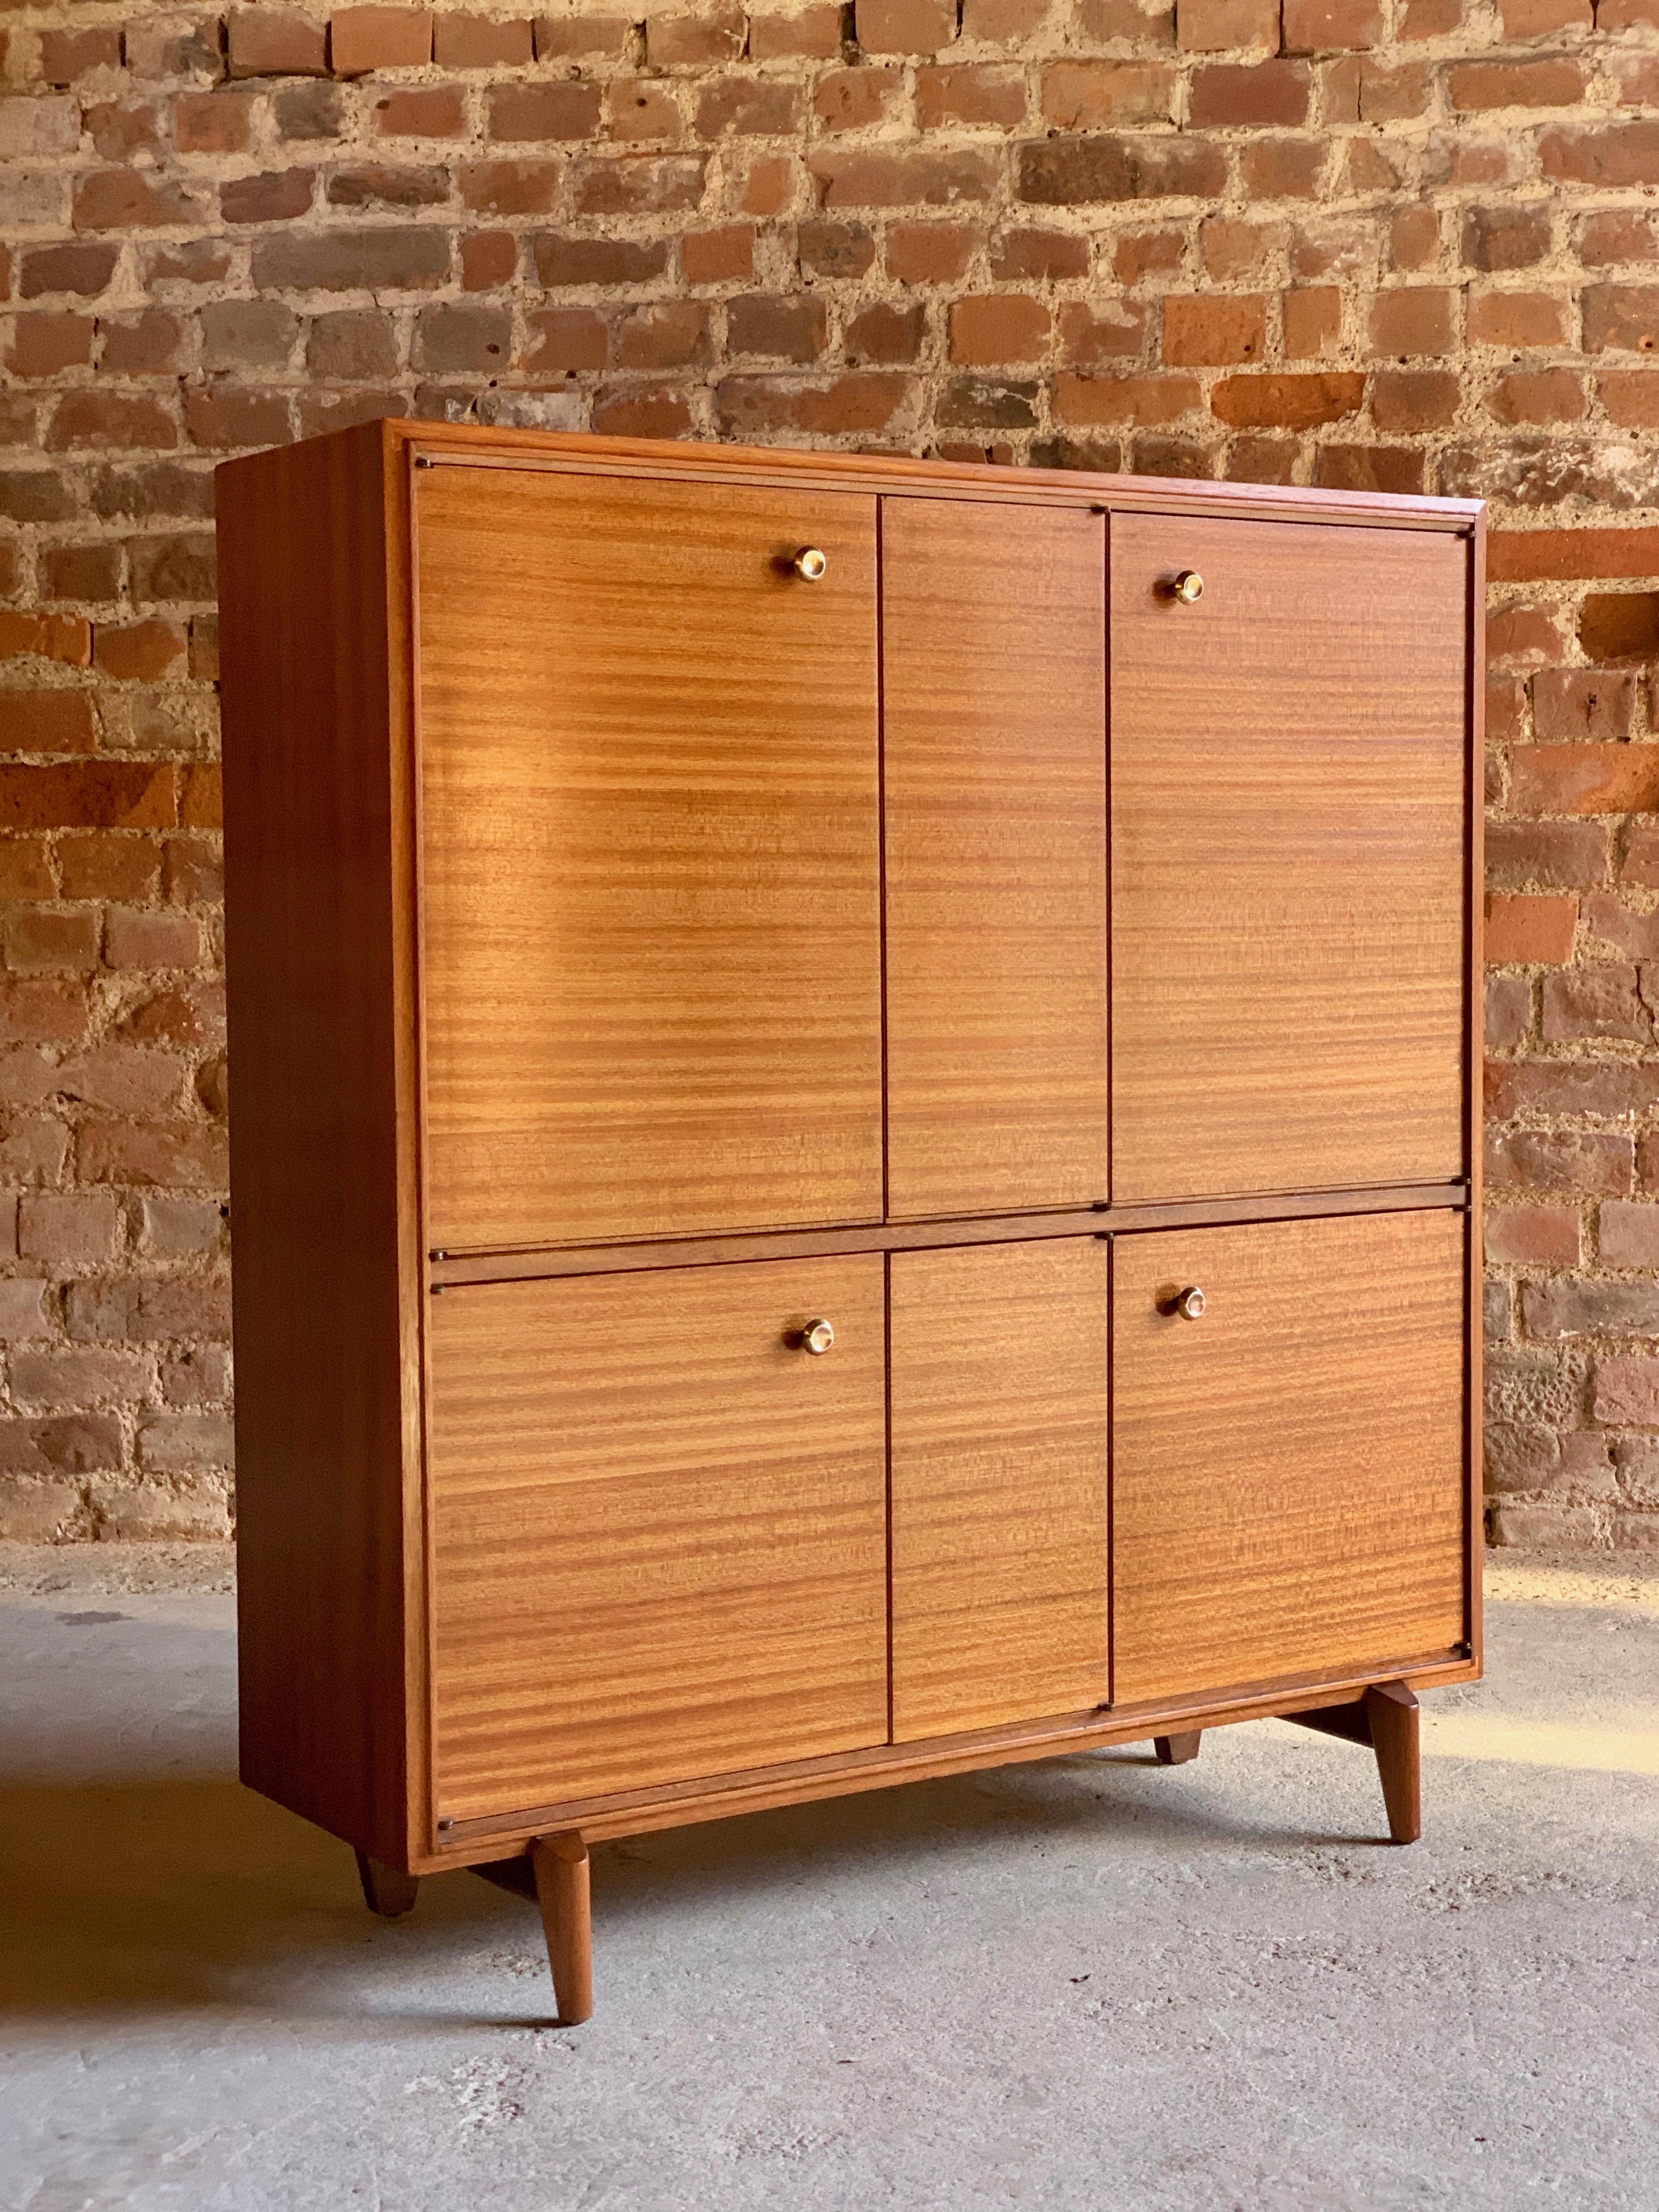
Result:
[218, 420, 1484, 2024]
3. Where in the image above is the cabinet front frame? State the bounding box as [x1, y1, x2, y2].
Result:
[370, 421, 1483, 1870]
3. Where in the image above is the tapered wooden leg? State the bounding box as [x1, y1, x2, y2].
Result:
[1286, 1683, 1422, 1846]
[1365, 1683, 1421, 1846]
[355, 1849, 419, 1918]
[1154, 1731, 1202, 1765]
[531, 1831, 593, 2025]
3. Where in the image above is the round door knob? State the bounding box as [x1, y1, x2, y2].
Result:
[799, 1317, 836, 1355]
[793, 546, 828, 582]
[1175, 1286, 1206, 1321]
[1170, 569, 1204, 605]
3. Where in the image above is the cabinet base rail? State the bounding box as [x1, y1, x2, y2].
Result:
[351, 1683, 1424, 2022]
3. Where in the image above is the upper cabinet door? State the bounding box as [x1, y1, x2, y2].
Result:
[883, 500, 1107, 1221]
[1110, 516, 1469, 1204]
[417, 466, 882, 1253]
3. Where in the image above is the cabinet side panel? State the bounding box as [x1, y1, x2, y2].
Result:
[218, 424, 418, 1863]
[882, 500, 1108, 1218]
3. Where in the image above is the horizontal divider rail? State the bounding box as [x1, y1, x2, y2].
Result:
[427, 1182, 1470, 1287]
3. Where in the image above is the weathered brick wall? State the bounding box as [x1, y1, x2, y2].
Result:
[2, 0, 1657, 1548]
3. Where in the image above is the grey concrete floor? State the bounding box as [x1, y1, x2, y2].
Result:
[2, 1550, 1657, 2212]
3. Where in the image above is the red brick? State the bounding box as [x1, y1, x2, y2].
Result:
[74, 172, 206, 233]
[885, 225, 978, 284]
[714, 371, 914, 438]
[917, 63, 1026, 127]
[1057, 301, 1146, 364]
[1463, 205, 1551, 272]
[749, 5, 846, 58]
[949, 294, 1052, 364]
[37, 26, 124, 82]
[1175, 0, 1278, 48]
[1509, 744, 1659, 817]
[329, 8, 434, 73]
[1448, 59, 1585, 111]
[1189, 60, 1311, 127]
[19, 244, 119, 301]
[460, 160, 563, 216]
[1579, 594, 1659, 663]
[1583, 286, 1659, 355]
[104, 907, 201, 971]
[1485, 1205, 1581, 1268]
[1314, 445, 1426, 496]
[590, 386, 696, 438]
[1209, 371, 1364, 428]
[1282, 286, 1341, 359]
[435, 13, 534, 65]
[613, 300, 711, 369]
[991, 229, 1090, 282]
[645, 4, 744, 64]
[176, 91, 258, 155]
[1488, 369, 1586, 426]
[741, 156, 797, 216]
[0, 842, 53, 899]
[533, 12, 633, 59]
[221, 168, 318, 224]
[0, 764, 176, 833]
[228, 8, 330, 76]
[1599, 1203, 1659, 1269]
[812, 148, 998, 209]
[1369, 286, 1457, 358]
[607, 80, 681, 140]
[59, 834, 163, 902]
[488, 81, 603, 141]
[847, 301, 927, 365]
[43, 543, 123, 605]
[1601, 373, 1659, 431]
[1467, 290, 1570, 348]
[1500, 0, 1590, 29]
[855, 0, 958, 50]
[1540, 122, 1659, 189]
[1488, 1128, 1633, 1195]
[1282, 0, 1381, 46]
[3, 908, 100, 975]
[461, 231, 518, 290]
[1054, 372, 1201, 426]
[1114, 229, 1186, 285]
[572, 154, 709, 215]
[0, 612, 93, 667]
[1240, 137, 1326, 200]
[1533, 670, 1635, 742]
[374, 86, 467, 136]
[684, 225, 754, 284]
[94, 620, 189, 682]
[1593, 1358, 1659, 1425]
[1040, 61, 1173, 126]
[1486, 893, 1578, 964]
[6, 313, 94, 378]
[523, 307, 609, 371]
[183, 386, 295, 450]
[1162, 294, 1265, 365]
[695, 77, 803, 138]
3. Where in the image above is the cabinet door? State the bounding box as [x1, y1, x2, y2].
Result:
[1111, 515, 1468, 1203]
[883, 500, 1108, 1218]
[890, 1238, 1109, 1740]
[417, 466, 882, 1252]
[429, 1256, 887, 1821]
[1112, 1210, 1466, 1707]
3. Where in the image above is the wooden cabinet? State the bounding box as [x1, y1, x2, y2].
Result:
[219, 422, 1483, 2023]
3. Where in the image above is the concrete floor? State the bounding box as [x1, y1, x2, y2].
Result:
[2, 1551, 1657, 2212]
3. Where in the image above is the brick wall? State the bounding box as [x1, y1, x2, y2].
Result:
[2, 0, 1657, 1549]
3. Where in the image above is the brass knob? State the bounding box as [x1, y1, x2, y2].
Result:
[1175, 1286, 1206, 1321]
[1170, 570, 1204, 605]
[798, 1317, 835, 1355]
[793, 547, 828, 582]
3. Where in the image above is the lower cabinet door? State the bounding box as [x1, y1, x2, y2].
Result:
[890, 1238, 1110, 1741]
[1112, 1209, 1467, 1708]
[428, 1255, 888, 1821]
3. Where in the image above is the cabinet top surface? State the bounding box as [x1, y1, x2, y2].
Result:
[223, 417, 1485, 535]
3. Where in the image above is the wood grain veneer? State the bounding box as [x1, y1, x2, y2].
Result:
[882, 499, 1108, 1218]
[218, 419, 425, 1867]
[428, 1255, 888, 1821]
[889, 1238, 1110, 1739]
[1111, 1209, 1467, 1706]
[1110, 515, 1468, 1204]
[415, 464, 883, 1252]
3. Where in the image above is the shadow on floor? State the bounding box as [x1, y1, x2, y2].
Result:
[0, 1745, 1377, 2025]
